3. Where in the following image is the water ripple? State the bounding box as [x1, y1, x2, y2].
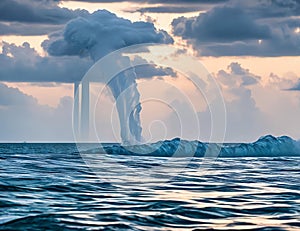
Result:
[0, 143, 300, 230]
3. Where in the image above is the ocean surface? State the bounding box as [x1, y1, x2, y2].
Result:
[0, 142, 300, 230]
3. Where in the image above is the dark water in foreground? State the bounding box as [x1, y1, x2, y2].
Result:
[0, 143, 300, 230]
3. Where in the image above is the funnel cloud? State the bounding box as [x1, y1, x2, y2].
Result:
[44, 10, 173, 143]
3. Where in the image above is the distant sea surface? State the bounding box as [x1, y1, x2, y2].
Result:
[0, 143, 300, 231]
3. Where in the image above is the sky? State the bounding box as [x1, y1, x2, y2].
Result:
[0, 0, 300, 142]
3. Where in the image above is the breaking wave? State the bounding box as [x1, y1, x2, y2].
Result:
[83, 135, 300, 157]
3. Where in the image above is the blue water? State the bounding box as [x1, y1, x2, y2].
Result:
[0, 143, 300, 230]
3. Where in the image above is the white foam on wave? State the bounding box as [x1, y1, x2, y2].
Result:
[83, 135, 300, 157]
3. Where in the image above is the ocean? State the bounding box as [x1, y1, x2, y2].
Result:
[0, 143, 300, 230]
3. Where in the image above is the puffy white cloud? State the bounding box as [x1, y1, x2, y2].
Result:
[155, 62, 300, 142]
[213, 63, 266, 141]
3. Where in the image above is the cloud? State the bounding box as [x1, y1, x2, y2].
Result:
[158, 62, 299, 142]
[0, 42, 176, 84]
[44, 10, 173, 60]
[239, 0, 300, 19]
[132, 56, 177, 79]
[172, 7, 271, 42]
[65, 0, 229, 14]
[213, 62, 300, 141]
[198, 62, 300, 141]
[277, 72, 300, 90]
[172, 4, 300, 56]
[0, 83, 37, 106]
[226, 62, 260, 86]
[0, 22, 62, 36]
[0, 0, 87, 24]
[1, 62, 300, 142]
[143, 62, 268, 142]
[41, 10, 174, 143]
[0, 83, 74, 141]
[0, 42, 93, 83]
[0, 0, 87, 35]
[135, 65, 176, 79]
[129, 6, 206, 14]
[125, 3, 225, 14]
[62, 0, 228, 3]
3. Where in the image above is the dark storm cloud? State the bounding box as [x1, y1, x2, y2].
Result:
[0, 0, 88, 35]
[248, 0, 300, 18]
[0, 0, 88, 24]
[0, 9, 175, 84]
[198, 39, 300, 57]
[127, 6, 207, 13]
[172, 6, 271, 42]
[0, 42, 175, 83]
[172, 4, 300, 56]
[44, 10, 173, 60]
[0, 22, 62, 36]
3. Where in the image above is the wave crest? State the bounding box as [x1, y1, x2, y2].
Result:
[83, 135, 300, 157]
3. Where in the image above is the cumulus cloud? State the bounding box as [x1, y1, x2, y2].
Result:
[0, 83, 74, 141]
[266, 72, 299, 90]
[0, 9, 176, 86]
[132, 56, 177, 79]
[42, 10, 174, 143]
[213, 62, 300, 141]
[212, 63, 266, 140]
[172, 3, 300, 56]
[158, 62, 300, 142]
[0, 42, 176, 84]
[0, 83, 37, 106]
[44, 10, 173, 60]
[0, 42, 93, 83]
[223, 62, 260, 86]
[138, 62, 268, 142]
[1, 61, 299, 142]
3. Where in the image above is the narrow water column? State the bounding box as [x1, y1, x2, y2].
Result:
[81, 80, 90, 141]
[73, 82, 80, 138]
